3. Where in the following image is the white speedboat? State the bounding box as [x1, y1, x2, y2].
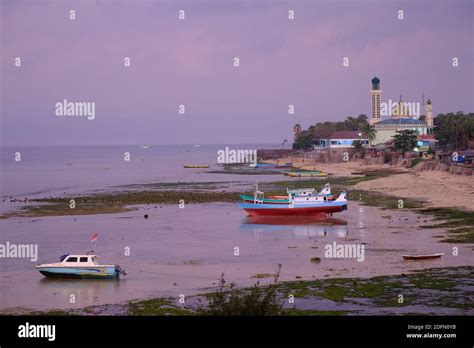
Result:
[36, 254, 127, 279]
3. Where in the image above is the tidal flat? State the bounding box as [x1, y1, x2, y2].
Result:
[19, 266, 474, 316]
[1, 169, 473, 315]
[1, 200, 472, 314]
[2, 172, 473, 245]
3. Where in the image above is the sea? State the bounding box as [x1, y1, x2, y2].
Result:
[0, 144, 283, 199]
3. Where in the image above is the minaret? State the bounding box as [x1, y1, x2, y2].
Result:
[370, 77, 382, 125]
[426, 98, 433, 127]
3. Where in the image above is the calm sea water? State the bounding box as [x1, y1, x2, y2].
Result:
[0, 144, 283, 197]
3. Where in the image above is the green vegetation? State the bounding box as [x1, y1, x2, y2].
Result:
[251, 273, 274, 279]
[27, 310, 72, 316]
[350, 189, 424, 210]
[277, 266, 473, 310]
[409, 158, 424, 168]
[283, 309, 350, 316]
[199, 266, 284, 316]
[352, 140, 365, 157]
[434, 112, 474, 150]
[418, 208, 474, 243]
[362, 122, 377, 147]
[0, 190, 242, 219]
[128, 298, 193, 316]
[292, 114, 370, 150]
[391, 129, 418, 155]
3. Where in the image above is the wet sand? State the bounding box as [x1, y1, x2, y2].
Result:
[1, 201, 472, 313]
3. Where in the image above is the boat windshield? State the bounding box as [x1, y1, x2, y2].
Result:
[91, 257, 99, 265]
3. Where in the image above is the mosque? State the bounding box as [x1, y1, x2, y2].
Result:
[369, 77, 434, 145]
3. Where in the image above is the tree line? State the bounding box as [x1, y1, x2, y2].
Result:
[434, 112, 474, 150]
[293, 112, 473, 151]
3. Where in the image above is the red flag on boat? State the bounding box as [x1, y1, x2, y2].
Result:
[91, 232, 98, 242]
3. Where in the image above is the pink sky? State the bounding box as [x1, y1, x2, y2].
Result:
[1, 0, 473, 145]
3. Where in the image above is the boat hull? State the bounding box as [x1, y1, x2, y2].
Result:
[287, 172, 328, 177]
[238, 202, 347, 217]
[183, 165, 209, 168]
[37, 266, 119, 279]
[402, 253, 444, 260]
[256, 163, 292, 169]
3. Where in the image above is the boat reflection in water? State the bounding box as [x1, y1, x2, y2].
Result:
[240, 215, 348, 238]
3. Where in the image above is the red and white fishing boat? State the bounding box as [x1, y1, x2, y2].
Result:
[238, 191, 348, 217]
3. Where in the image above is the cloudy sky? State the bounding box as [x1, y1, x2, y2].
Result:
[1, 0, 473, 146]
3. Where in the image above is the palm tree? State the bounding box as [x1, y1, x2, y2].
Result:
[391, 130, 418, 156]
[293, 123, 302, 135]
[362, 123, 377, 147]
[352, 140, 365, 158]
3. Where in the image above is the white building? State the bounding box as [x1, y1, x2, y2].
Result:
[313, 131, 369, 149]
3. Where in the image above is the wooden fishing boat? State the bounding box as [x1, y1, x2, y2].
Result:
[240, 184, 333, 204]
[402, 253, 444, 260]
[183, 164, 210, 168]
[255, 163, 292, 169]
[286, 171, 328, 177]
[36, 254, 127, 279]
[238, 192, 347, 217]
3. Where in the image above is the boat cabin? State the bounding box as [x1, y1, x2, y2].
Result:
[287, 188, 316, 197]
[291, 194, 328, 204]
[61, 254, 101, 266]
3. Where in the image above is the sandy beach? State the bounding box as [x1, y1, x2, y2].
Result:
[355, 170, 474, 212]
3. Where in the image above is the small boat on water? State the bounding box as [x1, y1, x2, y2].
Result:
[36, 254, 127, 279]
[239, 191, 348, 217]
[255, 163, 293, 169]
[402, 253, 444, 260]
[183, 164, 210, 168]
[286, 171, 328, 177]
